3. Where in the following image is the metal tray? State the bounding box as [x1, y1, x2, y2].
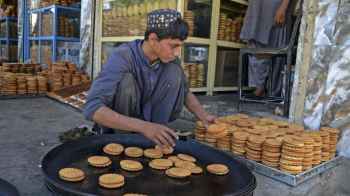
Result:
[225, 151, 344, 186]
[42, 134, 256, 196]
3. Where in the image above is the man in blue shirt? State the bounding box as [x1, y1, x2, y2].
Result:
[84, 9, 215, 147]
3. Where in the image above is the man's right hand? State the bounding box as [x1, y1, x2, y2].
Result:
[140, 122, 178, 147]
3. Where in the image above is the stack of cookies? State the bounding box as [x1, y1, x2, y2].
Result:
[307, 132, 322, 166]
[197, 63, 205, 87]
[298, 134, 314, 171]
[216, 132, 231, 151]
[81, 74, 90, 82]
[320, 130, 330, 162]
[245, 135, 265, 162]
[231, 131, 249, 156]
[72, 74, 81, 86]
[183, 11, 194, 36]
[26, 76, 38, 94]
[205, 124, 227, 147]
[194, 121, 206, 142]
[224, 18, 232, 41]
[63, 73, 72, 87]
[321, 127, 340, 158]
[218, 13, 226, 40]
[16, 75, 27, 95]
[37, 76, 48, 93]
[204, 133, 217, 147]
[51, 74, 63, 91]
[262, 139, 282, 169]
[1, 73, 17, 95]
[280, 136, 304, 174]
[189, 64, 197, 87]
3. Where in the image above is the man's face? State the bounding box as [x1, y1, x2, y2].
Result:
[149, 34, 183, 63]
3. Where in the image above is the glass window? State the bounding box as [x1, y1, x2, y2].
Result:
[183, 44, 209, 88]
[40, 40, 52, 64]
[102, 0, 177, 37]
[215, 47, 239, 87]
[57, 41, 80, 65]
[218, 0, 246, 42]
[185, 0, 212, 38]
[30, 40, 39, 63]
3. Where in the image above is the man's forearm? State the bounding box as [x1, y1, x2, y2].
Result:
[280, 0, 290, 10]
[92, 106, 148, 133]
[185, 92, 208, 120]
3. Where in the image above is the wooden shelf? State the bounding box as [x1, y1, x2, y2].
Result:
[95, 0, 248, 95]
[229, 0, 248, 6]
[190, 87, 208, 92]
[101, 36, 144, 42]
[213, 86, 238, 92]
[185, 37, 211, 45]
[217, 40, 246, 48]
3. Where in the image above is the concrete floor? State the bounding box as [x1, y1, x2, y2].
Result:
[0, 97, 349, 196]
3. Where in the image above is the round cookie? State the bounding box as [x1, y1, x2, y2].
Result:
[207, 124, 226, 134]
[120, 160, 143, 172]
[88, 156, 112, 168]
[206, 164, 229, 175]
[261, 160, 279, 168]
[99, 173, 125, 189]
[165, 167, 191, 178]
[103, 143, 124, 155]
[175, 160, 197, 170]
[246, 153, 262, 162]
[177, 154, 196, 163]
[168, 155, 181, 163]
[149, 159, 173, 170]
[262, 151, 281, 158]
[280, 164, 303, 174]
[59, 168, 85, 182]
[144, 148, 163, 159]
[191, 166, 203, 174]
[264, 139, 282, 148]
[155, 145, 174, 155]
[125, 147, 144, 158]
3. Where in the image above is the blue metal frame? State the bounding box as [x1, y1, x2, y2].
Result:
[0, 16, 18, 61]
[23, 1, 81, 64]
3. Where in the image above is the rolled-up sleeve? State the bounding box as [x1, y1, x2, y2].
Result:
[83, 51, 129, 120]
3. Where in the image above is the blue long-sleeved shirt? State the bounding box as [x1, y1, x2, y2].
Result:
[83, 39, 187, 121]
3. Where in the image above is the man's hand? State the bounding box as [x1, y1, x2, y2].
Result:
[200, 113, 217, 129]
[275, 6, 287, 26]
[141, 122, 178, 147]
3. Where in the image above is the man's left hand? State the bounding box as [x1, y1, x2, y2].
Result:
[275, 6, 286, 26]
[200, 113, 216, 129]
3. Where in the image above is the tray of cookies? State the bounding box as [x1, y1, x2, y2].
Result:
[193, 113, 344, 186]
[42, 134, 256, 196]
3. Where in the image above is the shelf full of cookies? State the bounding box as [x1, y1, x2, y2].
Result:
[212, 0, 247, 92]
[94, 0, 249, 95]
[0, 61, 90, 99]
[25, 0, 81, 65]
[0, 4, 18, 62]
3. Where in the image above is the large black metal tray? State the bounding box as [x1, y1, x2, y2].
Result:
[42, 134, 256, 196]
